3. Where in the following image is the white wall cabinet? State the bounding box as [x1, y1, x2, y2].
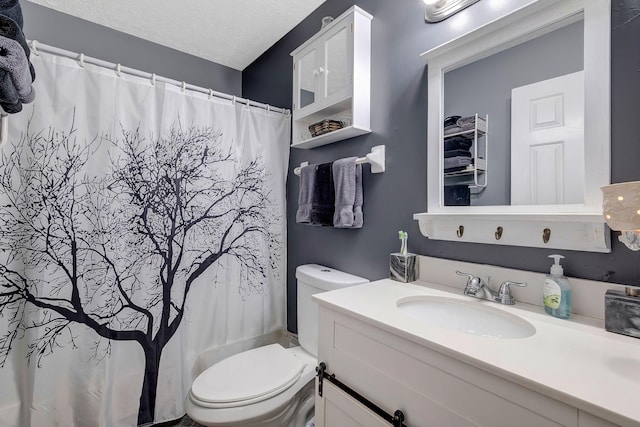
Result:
[290, 6, 371, 149]
[315, 306, 621, 427]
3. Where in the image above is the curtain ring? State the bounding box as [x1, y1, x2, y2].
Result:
[30, 40, 40, 56]
[245, 100, 251, 110]
[181, 81, 186, 93]
[266, 104, 271, 114]
[150, 73, 156, 86]
[209, 88, 214, 99]
[115, 63, 121, 77]
[78, 53, 85, 68]
[231, 95, 236, 105]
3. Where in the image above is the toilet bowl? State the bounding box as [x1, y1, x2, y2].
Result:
[186, 264, 368, 427]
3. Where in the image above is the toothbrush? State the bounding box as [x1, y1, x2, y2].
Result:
[398, 231, 408, 256]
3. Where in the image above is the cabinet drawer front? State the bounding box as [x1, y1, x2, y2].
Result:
[317, 381, 391, 427]
[323, 313, 577, 427]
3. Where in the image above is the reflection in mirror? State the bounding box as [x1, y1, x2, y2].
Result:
[443, 18, 584, 207]
[298, 50, 316, 109]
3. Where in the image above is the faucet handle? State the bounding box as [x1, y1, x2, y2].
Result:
[497, 281, 527, 304]
[456, 270, 483, 293]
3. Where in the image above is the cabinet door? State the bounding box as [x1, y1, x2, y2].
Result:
[294, 45, 319, 114]
[315, 381, 390, 427]
[322, 20, 353, 105]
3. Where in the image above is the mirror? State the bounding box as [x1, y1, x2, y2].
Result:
[415, 0, 611, 252]
[443, 18, 584, 207]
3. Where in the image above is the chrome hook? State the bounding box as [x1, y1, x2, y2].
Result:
[456, 225, 464, 238]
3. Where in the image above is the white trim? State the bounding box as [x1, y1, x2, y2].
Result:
[416, 0, 611, 252]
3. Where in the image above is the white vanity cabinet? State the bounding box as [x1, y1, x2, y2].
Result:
[315, 305, 621, 427]
[290, 6, 371, 149]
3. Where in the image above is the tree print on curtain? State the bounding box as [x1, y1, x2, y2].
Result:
[0, 113, 281, 425]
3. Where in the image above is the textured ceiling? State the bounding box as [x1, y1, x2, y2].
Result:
[27, 0, 326, 70]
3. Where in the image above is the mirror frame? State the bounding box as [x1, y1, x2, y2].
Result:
[414, 0, 611, 252]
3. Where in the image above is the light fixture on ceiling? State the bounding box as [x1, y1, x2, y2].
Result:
[424, 0, 480, 23]
[602, 181, 640, 252]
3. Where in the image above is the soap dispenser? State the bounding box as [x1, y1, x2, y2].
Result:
[543, 255, 572, 319]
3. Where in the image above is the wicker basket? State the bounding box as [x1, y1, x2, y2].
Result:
[308, 119, 344, 137]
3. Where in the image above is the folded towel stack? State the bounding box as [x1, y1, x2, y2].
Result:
[443, 115, 477, 172]
[0, 0, 35, 114]
[296, 157, 363, 229]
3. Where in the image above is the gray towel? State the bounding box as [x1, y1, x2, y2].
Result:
[0, 0, 23, 28]
[332, 157, 357, 228]
[444, 156, 472, 172]
[296, 164, 316, 223]
[0, 35, 34, 103]
[0, 15, 34, 81]
[0, 70, 20, 113]
[352, 164, 363, 228]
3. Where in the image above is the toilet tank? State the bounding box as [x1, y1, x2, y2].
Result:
[295, 264, 368, 357]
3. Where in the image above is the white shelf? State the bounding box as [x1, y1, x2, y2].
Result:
[444, 158, 486, 177]
[413, 212, 610, 252]
[291, 125, 371, 149]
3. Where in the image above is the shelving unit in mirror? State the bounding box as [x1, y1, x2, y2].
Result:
[443, 114, 488, 207]
[290, 6, 372, 149]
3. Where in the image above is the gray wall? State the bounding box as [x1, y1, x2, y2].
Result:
[22, 2, 242, 95]
[244, 0, 640, 333]
[444, 20, 583, 206]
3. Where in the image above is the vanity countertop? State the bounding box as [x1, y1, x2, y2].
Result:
[313, 279, 640, 427]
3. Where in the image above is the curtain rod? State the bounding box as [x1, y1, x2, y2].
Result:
[28, 40, 290, 116]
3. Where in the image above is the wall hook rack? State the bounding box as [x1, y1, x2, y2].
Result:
[294, 145, 385, 176]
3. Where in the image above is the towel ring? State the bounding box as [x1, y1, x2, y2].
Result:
[78, 53, 85, 68]
[181, 81, 186, 93]
[30, 40, 40, 56]
[150, 73, 156, 86]
[115, 63, 122, 77]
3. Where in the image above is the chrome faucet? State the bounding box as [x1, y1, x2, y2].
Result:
[456, 271, 526, 305]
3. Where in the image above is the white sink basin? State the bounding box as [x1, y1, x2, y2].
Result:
[397, 296, 536, 339]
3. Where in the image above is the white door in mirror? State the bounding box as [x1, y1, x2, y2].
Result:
[511, 71, 585, 205]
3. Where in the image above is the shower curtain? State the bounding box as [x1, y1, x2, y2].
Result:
[0, 52, 289, 426]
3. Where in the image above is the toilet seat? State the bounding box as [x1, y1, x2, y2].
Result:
[191, 344, 306, 408]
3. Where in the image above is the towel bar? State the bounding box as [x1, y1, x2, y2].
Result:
[293, 145, 385, 176]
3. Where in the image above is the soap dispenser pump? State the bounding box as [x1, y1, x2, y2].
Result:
[543, 255, 572, 319]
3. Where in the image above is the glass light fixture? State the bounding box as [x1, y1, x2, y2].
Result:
[424, 0, 480, 23]
[601, 181, 640, 251]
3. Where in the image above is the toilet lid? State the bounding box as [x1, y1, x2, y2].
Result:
[191, 344, 306, 407]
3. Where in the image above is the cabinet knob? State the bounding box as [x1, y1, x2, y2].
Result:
[313, 67, 325, 77]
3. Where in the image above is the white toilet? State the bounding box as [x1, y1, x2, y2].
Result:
[185, 264, 369, 427]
